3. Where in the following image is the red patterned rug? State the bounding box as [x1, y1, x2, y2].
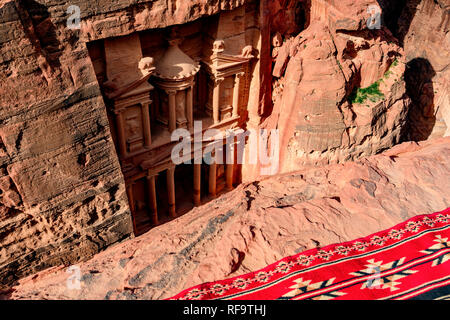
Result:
[170, 207, 450, 300]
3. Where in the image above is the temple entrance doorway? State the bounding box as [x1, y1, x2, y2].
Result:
[174, 163, 195, 216]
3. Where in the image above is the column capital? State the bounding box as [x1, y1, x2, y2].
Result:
[125, 180, 136, 187]
[146, 172, 159, 179]
[166, 164, 176, 172]
[113, 108, 125, 115]
[138, 101, 153, 108]
[165, 89, 178, 96]
[214, 77, 225, 86]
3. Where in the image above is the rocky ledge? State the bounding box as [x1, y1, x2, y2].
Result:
[2, 136, 449, 300]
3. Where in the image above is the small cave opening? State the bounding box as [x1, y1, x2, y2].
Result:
[295, 0, 311, 32]
[401, 58, 440, 142]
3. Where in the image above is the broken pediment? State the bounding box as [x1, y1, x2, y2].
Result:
[202, 40, 253, 78]
[104, 34, 155, 100]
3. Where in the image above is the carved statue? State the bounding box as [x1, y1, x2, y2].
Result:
[272, 32, 283, 47]
[240, 45, 254, 58]
[138, 57, 156, 76]
[125, 115, 141, 141]
[213, 40, 225, 54]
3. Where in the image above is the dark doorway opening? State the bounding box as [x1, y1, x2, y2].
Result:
[174, 163, 195, 216]
[401, 58, 437, 142]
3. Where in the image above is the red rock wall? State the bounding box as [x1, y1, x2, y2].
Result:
[242, 0, 449, 182]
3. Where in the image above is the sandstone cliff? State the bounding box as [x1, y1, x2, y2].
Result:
[255, 0, 406, 177]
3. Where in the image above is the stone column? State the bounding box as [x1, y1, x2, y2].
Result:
[141, 103, 152, 147]
[213, 78, 224, 124]
[114, 110, 127, 157]
[232, 73, 243, 118]
[226, 164, 234, 191]
[198, 73, 204, 111]
[186, 85, 194, 131]
[146, 174, 158, 225]
[209, 162, 217, 197]
[166, 166, 176, 218]
[167, 90, 177, 133]
[225, 133, 235, 191]
[193, 163, 201, 206]
[126, 182, 137, 233]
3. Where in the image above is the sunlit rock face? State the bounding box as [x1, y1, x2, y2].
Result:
[250, 0, 449, 177]
[0, 0, 448, 291]
[266, 0, 407, 175]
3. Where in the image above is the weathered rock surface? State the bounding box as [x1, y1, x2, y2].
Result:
[244, 0, 450, 181]
[258, 0, 413, 177]
[3, 137, 449, 300]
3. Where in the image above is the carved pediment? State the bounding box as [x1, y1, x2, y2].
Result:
[203, 41, 253, 77]
[104, 73, 154, 100]
[210, 53, 251, 71]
